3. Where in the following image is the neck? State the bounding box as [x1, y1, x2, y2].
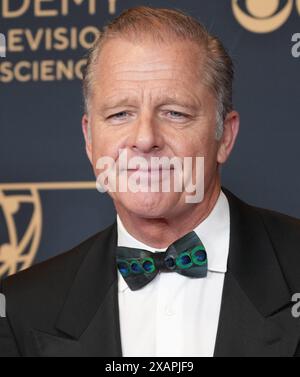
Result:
[115, 176, 221, 249]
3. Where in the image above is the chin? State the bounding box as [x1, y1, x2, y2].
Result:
[115, 192, 180, 219]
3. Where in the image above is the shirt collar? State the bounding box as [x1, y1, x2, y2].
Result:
[117, 190, 230, 293]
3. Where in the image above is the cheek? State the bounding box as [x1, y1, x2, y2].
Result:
[187, 136, 218, 177]
[90, 128, 122, 165]
[179, 119, 216, 153]
[178, 133, 211, 158]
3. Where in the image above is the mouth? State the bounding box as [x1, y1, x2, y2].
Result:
[125, 168, 175, 175]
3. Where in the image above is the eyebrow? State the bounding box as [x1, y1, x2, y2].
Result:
[99, 94, 201, 113]
[99, 96, 136, 112]
[158, 95, 201, 111]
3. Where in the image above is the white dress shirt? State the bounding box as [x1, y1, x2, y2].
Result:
[117, 190, 230, 357]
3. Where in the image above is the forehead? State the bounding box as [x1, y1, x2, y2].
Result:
[93, 38, 206, 90]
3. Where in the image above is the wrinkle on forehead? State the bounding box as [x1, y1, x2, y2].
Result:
[99, 63, 201, 83]
[95, 65, 204, 95]
[97, 87, 203, 112]
[90, 39, 208, 109]
[113, 70, 189, 82]
[96, 38, 205, 82]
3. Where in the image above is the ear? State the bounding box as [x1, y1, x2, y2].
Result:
[82, 114, 93, 164]
[217, 111, 240, 164]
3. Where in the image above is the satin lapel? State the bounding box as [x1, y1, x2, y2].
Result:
[54, 222, 122, 357]
[214, 271, 299, 357]
[214, 188, 300, 357]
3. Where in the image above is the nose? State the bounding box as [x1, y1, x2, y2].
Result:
[129, 113, 164, 154]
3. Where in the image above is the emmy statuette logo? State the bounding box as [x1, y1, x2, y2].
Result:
[0, 182, 95, 279]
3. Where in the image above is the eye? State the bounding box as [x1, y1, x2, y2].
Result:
[166, 111, 189, 120]
[108, 111, 129, 120]
[169, 111, 184, 117]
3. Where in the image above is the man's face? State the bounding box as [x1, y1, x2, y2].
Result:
[83, 38, 235, 219]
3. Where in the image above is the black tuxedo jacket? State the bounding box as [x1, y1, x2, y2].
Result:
[1, 188, 300, 357]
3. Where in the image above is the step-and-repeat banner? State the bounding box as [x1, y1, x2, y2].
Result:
[1, 0, 300, 279]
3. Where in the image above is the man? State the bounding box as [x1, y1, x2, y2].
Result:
[0, 6, 300, 357]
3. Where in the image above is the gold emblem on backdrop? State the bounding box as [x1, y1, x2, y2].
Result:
[232, 0, 300, 33]
[0, 182, 95, 278]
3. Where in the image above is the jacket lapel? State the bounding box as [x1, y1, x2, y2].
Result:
[33, 187, 299, 357]
[215, 188, 300, 357]
[52, 222, 122, 357]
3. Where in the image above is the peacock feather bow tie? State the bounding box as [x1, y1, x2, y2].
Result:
[116, 231, 208, 291]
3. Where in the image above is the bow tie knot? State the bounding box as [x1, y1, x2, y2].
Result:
[116, 231, 208, 291]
